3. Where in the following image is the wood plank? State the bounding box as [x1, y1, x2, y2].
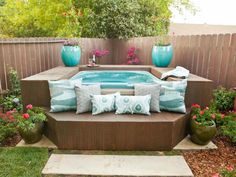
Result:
[225, 33, 236, 88]
[207, 35, 218, 87]
[218, 34, 231, 86]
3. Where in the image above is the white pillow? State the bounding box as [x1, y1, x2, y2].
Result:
[75, 84, 101, 114]
[91, 92, 120, 115]
[115, 95, 151, 115]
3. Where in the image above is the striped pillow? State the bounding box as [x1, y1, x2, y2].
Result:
[48, 80, 80, 112]
[159, 79, 187, 113]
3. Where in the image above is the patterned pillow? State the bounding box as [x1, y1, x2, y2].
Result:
[48, 80, 80, 112]
[75, 84, 101, 114]
[159, 79, 187, 113]
[91, 92, 120, 115]
[134, 84, 161, 112]
[115, 95, 151, 115]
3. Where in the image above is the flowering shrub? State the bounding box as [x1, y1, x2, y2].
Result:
[92, 49, 109, 58]
[212, 165, 236, 177]
[126, 47, 140, 65]
[191, 104, 220, 126]
[220, 165, 236, 177]
[13, 105, 46, 131]
[0, 110, 17, 142]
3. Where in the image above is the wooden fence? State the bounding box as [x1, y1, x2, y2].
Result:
[0, 34, 236, 90]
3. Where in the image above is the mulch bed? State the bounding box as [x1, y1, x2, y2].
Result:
[0, 133, 21, 147]
[183, 136, 236, 177]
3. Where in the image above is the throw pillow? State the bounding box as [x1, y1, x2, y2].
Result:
[91, 92, 120, 115]
[75, 84, 101, 114]
[159, 79, 187, 113]
[48, 80, 80, 112]
[134, 84, 161, 112]
[115, 95, 151, 115]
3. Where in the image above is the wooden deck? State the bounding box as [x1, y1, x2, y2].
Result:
[44, 109, 190, 151]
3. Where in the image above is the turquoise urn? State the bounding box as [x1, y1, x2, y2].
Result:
[61, 46, 81, 67]
[152, 45, 173, 67]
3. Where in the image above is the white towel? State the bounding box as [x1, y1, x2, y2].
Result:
[161, 66, 189, 80]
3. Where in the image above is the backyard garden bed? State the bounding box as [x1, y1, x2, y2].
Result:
[184, 135, 236, 177]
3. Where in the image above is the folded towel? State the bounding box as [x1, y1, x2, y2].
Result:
[161, 66, 189, 80]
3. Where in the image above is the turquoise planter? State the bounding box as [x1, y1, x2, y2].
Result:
[61, 46, 81, 67]
[152, 45, 173, 67]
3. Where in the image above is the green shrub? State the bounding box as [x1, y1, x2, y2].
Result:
[0, 95, 22, 112]
[0, 68, 22, 112]
[8, 67, 21, 96]
[219, 112, 236, 143]
[213, 86, 236, 112]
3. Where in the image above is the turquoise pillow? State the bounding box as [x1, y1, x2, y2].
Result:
[91, 92, 120, 115]
[159, 79, 187, 113]
[48, 80, 79, 112]
[115, 95, 151, 115]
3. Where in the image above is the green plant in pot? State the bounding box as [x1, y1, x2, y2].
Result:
[61, 40, 81, 67]
[152, 35, 173, 67]
[13, 104, 46, 144]
[190, 104, 217, 145]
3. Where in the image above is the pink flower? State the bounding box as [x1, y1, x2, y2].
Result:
[205, 107, 209, 110]
[127, 60, 132, 64]
[26, 104, 33, 109]
[92, 49, 109, 57]
[191, 104, 200, 109]
[6, 111, 12, 116]
[192, 115, 197, 119]
[212, 173, 220, 177]
[211, 114, 216, 119]
[133, 57, 140, 64]
[200, 111, 204, 115]
[22, 113, 30, 119]
[226, 165, 234, 171]
[221, 114, 225, 119]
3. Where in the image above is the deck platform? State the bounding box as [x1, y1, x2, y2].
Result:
[21, 65, 213, 150]
[44, 109, 190, 151]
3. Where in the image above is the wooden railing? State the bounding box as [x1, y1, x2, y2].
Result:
[0, 34, 235, 90]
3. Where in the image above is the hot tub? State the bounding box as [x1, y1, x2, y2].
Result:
[70, 70, 161, 89]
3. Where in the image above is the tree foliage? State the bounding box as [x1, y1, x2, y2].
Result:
[0, 0, 81, 37]
[0, 0, 195, 39]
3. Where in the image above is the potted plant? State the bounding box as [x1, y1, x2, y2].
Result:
[90, 49, 109, 65]
[189, 104, 217, 145]
[126, 47, 141, 65]
[61, 40, 81, 67]
[152, 35, 173, 67]
[13, 104, 46, 144]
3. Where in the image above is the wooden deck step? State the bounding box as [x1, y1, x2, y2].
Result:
[42, 154, 194, 177]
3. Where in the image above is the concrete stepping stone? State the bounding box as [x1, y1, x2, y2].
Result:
[42, 154, 193, 177]
[16, 135, 57, 149]
[174, 136, 217, 150]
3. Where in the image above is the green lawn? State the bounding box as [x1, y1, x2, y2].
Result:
[0, 147, 49, 177]
[0, 147, 181, 177]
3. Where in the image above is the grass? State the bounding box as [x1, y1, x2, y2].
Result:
[0, 147, 49, 177]
[0, 147, 181, 177]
